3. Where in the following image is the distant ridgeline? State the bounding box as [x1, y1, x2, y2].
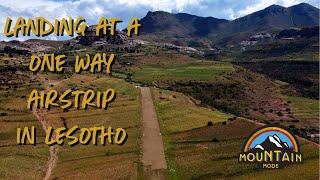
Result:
[3, 16, 141, 37]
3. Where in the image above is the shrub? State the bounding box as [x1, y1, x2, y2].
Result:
[228, 117, 237, 121]
[291, 119, 299, 123]
[289, 125, 296, 129]
[277, 111, 283, 116]
[0, 112, 8, 116]
[263, 120, 271, 124]
[212, 137, 219, 142]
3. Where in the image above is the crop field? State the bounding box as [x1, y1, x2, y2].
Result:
[152, 88, 319, 179]
[131, 61, 234, 84]
[151, 88, 232, 133]
[286, 96, 319, 127]
[0, 82, 49, 179]
[0, 73, 143, 179]
[44, 75, 142, 179]
[0, 4, 319, 179]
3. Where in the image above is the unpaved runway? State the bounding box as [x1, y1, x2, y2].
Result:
[140, 87, 168, 179]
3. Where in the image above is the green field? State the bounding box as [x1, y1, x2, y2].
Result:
[132, 61, 234, 84]
[0, 82, 49, 179]
[0, 47, 319, 180]
[286, 96, 319, 127]
[46, 75, 142, 179]
[152, 88, 231, 133]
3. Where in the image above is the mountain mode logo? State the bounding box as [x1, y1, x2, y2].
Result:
[239, 126, 302, 169]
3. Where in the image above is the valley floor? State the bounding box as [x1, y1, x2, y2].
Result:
[0, 51, 319, 179]
[0, 72, 319, 179]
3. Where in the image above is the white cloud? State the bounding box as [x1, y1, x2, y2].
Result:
[225, 8, 236, 20]
[0, 0, 318, 41]
[114, 0, 200, 11]
[236, 0, 311, 18]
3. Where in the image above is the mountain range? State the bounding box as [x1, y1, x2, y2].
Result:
[2, 3, 318, 55]
[139, 3, 319, 45]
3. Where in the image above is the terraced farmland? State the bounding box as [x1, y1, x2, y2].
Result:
[0, 74, 143, 179]
[0, 82, 49, 179]
[286, 96, 319, 127]
[152, 88, 320, 179]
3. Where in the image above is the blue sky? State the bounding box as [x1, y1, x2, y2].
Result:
[0, 0, 318, 41]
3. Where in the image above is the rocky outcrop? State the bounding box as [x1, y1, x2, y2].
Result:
[65, 25, 134, 47]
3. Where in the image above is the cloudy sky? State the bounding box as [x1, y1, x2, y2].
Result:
[0, 0, 318, 41]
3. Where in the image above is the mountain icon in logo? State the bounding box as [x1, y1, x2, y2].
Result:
[252, 134, 291, 151]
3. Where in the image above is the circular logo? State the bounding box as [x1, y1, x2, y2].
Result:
[239, 126, 302, 169]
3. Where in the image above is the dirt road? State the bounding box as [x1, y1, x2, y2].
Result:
[140, 87, 168, 179]
[32, 79, 59, 180]
[32, 107, 58, 180]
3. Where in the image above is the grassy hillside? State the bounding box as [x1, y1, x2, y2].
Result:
[45, 75, 142, 179]
[239, 38, 319, 61]
[0, 82, 49, 179]
[126, 55, 318, 139]
[151, 88, 319, 179]
[286, 96, 319, 126]
[0, 73, 143, 179]
[237, 61, 319, 99]
[152, 88, 231, 133]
